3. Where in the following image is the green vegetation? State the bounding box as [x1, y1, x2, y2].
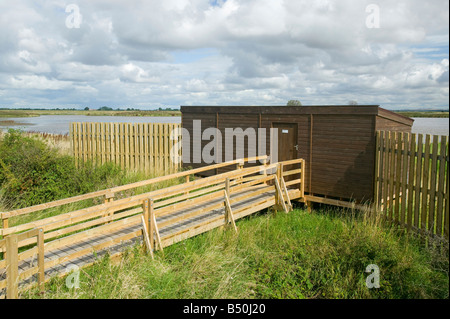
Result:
[397, 111, 449, 118]
[22, 208, 448, 299]
[287, 100, 302, 106]
[1, 130, 447, 299]
[0, 129, 130, 210]
[0, 129, 185, 227]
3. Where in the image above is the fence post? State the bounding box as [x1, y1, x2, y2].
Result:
[185, 175, 190, 196]
[224, 178, 237, 233]
[225, 178, 231, 225]
[300, 159, 306, 199]
[37, 228, 45, 294]
[6, 233, 19, 299]
[142, 199, 152, 251]
[149, 199, 156, 251]
[262, 158, 268, 185]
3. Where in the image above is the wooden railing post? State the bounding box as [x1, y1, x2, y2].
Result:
[1, 213, 7, 260]
[224, 178, 237, 233]
[6, 233, 19, 299]
[37, 228, 45, 294]
[185, 175, 190, 196]
[1, 213, 7, 229]
[141, 199, 153, 252]
[300, 159, 305, 198]
[104, 192, 115, 204]
[262, 158, 268, 185]
[235, 160, 244, 185]
[141, 199, 154, 260]
[148, 198, 163, 253]
[149, 199, 155, 251]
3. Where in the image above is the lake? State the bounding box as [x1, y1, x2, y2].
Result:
[0, 115, 448, 136]
[0, 115, 181, 135]
[410, 118, 449, 136]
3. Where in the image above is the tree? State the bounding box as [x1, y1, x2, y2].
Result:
[98, 106, 113, 111]
[84, 107, 89, 111]
[348, 100, 358, 105]
[287, 100, 302, 106]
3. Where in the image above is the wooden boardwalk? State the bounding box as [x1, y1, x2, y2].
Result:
[0, 157, 305, 298]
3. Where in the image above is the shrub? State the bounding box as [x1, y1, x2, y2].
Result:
[0, 129, 126, 209]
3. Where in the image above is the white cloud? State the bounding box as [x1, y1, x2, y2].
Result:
[0, 0, 448, 110]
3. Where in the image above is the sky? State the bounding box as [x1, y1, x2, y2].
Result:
[0, 0, 448, 111]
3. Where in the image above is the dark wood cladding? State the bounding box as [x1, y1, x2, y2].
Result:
[181, 105, 414, 203]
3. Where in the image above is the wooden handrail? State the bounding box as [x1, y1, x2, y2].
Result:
[1, 157, 305, 298]
[0, 155, 269, 221]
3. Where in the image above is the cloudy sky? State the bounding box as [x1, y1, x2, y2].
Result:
[0, 0, 448, 110]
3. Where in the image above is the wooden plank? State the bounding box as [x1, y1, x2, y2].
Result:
[444, 139, 449, 240]
[14, 228, 40, 242]
[427, 135, 439, 234]
[305, 195, 366, 211]
[413, 134, 423, 229]
[224, 191, 237, 232]
[37, 228, 45, 293]
[283, 169, 302, 177]
[400, 133, 409, 225]
[395, 132, 404, 222]
[274, 176, 288, 213]
[70, 123, 76, 163]
[152, 212, 163, 252]
[150, 124, 154, 173]
[421, 134, 431, 232]
[142, 199, 150, 244]
[406, 133, 416, 231]
[281, 177, 292, 211]
[373, 131, 381, 210]
[285, 179, 302, 187]
[300, 159, 305, 197]
[436, 136, 447, 237]
[100, 123, 105, 165]
[140, 123, 145, 173]
[388, 131, 396, 220]
[164, 124, 169, 174]
[77, 122, 82, 166]
[114, 123, 119, 167]
[6, 234, 18, 299]
[381, 131, 389, 213]
[82, 122, 87, 162]
[143, 123, 149, 174]
[141, 215, 154, 259]
[379, 131, 386, 210]
[149, 199, 154, 251]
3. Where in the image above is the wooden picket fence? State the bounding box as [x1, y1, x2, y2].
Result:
[70, 122, 182, 174]
[374, 131, 449, 241]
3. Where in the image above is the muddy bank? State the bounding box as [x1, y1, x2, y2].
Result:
[0, 120, 34, 126]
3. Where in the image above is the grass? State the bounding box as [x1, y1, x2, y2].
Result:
[2, 130, 448, 299]
[22, 206, 449, 299]
[397, 111, 449, 118]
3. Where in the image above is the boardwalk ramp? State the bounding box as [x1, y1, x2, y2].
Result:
[0, 156, 305, 298]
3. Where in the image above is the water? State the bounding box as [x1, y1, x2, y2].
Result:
[0, 115, 448, 136]
[0, 115, 181, 135]
[410, 118, 449, 136]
